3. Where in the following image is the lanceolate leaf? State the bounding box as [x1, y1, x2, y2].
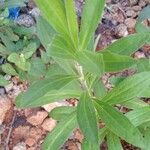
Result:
[79, 0, 105, 50]
[107, 131, 123, 150]
[36, 0, 68, 35]
[77, 92, 99, 144]
[122, 98, 149, 109]
[64, 0, 79, 49]
[102, 72, 150, 105]
[76, 51, 104, 76]
[137, 5, 150, 22]
[50, 106, 76, 121]
[102, 51, 135, 72]
[16, 75, 78, 108]
[0, 75, 9, 86]
[36, 16, 55, 49]
[126, 106, 150, 127]
[47, 35, 76, 59]
[43, 111, 77, 150]
[104, 33, 149, 55]
[81, 138, 99, 150]
[95, 101, 145, 148]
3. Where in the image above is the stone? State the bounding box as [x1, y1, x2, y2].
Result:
[126, 10, 136, 17]
[41, 118, 57, 132]
[16, 14, 35, 27]
[29, 8, 40, 18]
[125, 18, 136, 28]
[129, 0, 138, 6]
[27, 110, 48, 126]
[115, 24, 128, 37]
[0, 96, 11, 125]
[13, 142, 26, 150]
[134, 51, 145, 59]
[25, 138, 36, 147]
[132, 6, 142, 11]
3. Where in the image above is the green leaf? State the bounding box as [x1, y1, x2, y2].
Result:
[77, 92, 99, 144]
[137, 5, 150, 22]
[0, 75, 9, 86]
[104, 33, 149, 55]
[1, 0, 27, 8]
[95, 101, 145, 148]
[76, 51, 104, 76]
[126, 106, 150, 127]
[43, 111, 77, 150]
[36, 16, 55, 50]
[107, 131, 123, 150]
[16, 75, 78, 108]
[50, 106, 76, 121]
[2, 63, 18, 76]
[35, 0, 68, 35]
[64, 0, 79, 49]
[102, 51, 135, 72]
[8, 53, 30, 71]
[102, 72, 150, 105]
[79, 0, 105, 50]
[136, 59, 150, 72]
[22, 42, 37, 59]
[47, 35, 76, 59]
[28, 58, 46, 80]
[121, 98, 149, 109]
[81, 138, 99, 150]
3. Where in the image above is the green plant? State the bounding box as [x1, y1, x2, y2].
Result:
[0, 0, 53, 84]
[16, 0, 150, 149]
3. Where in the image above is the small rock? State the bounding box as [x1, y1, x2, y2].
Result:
[0, 96, 11, 125]
[134, 51, 145, 59]
[145, 0, 150, 4]
[27, 110, 48, 126]
[129, 0, 138, 6]
[29, 8, 40, 18]
[0, 87, 6, 95]
[115, 24, 128, 37]
[74, 129, 84, 143]
[16, 14, 35, 27]
[25, 138, 36, 147]
[41, 118, 57, 132]
[126, 10, 136, 17]
[125, 18, 136, 28]
[139, 0, 146, 7]
[132, 6, 142, 11]
[13, 142, 26, 150]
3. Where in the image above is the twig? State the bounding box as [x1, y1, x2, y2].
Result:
[5, 111, 16, 150]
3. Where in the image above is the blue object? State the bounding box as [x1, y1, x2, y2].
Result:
[8, 7, 20, 20]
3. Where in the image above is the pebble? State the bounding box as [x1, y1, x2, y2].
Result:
[27, 110, 48, 126]
[134, 51, 146, 59]
[41, 118, 57, 132]
[0, 96, 11, 125]
[132, 6, 142, 12]
[29, 8, 40, 18]
[129, 0, 138, 6]
[16, 14, 35, 27]
[115, 24, 128, 37]
[25, 138, 36, 147]
[13, 142, 26, 150]
[0, 87, 6, 95]
[125, 18, 136, 28]
[126, 10, 136, 17]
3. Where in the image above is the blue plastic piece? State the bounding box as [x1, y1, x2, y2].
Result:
[8, 7, 20, 20]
